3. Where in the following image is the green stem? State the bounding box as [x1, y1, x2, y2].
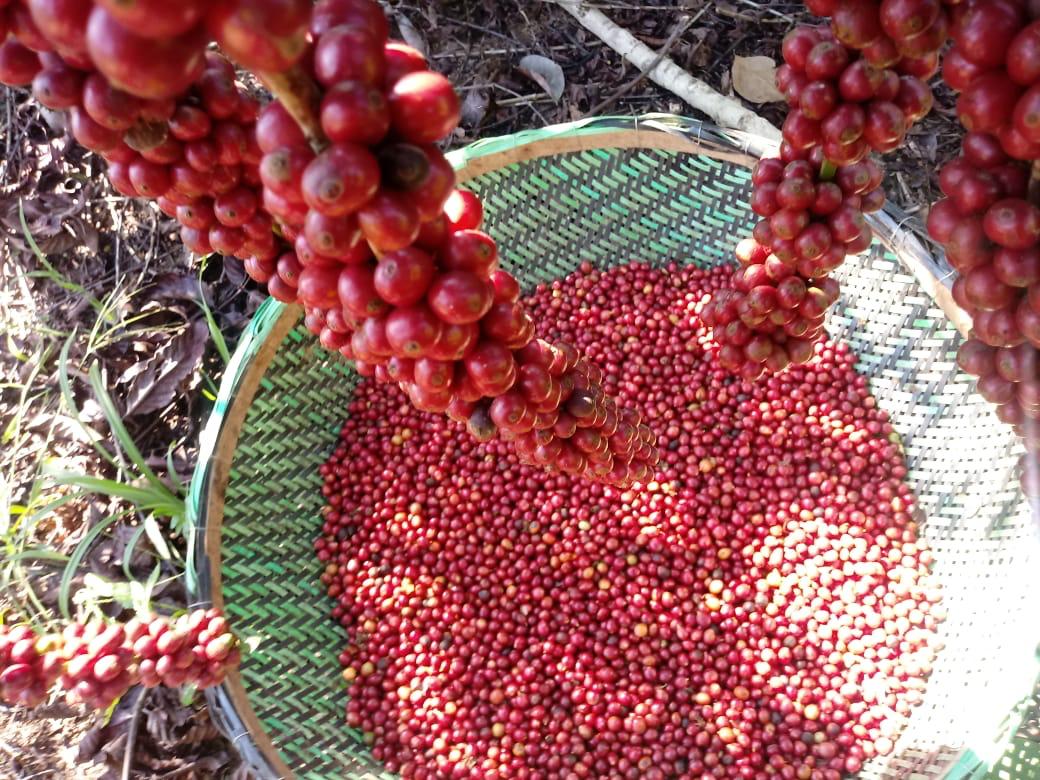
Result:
[819, 159, 838, 182]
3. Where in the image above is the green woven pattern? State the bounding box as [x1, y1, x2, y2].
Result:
[192, 118, 1040, 779]
[216, 329, 388, 779]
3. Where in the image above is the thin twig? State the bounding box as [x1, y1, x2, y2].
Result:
[549, 0, 781, 142]
[584, 10, 701, 117]
[120, 686, 152, 780]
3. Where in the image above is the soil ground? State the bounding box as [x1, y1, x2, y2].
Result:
[0, 1, 1030, 778]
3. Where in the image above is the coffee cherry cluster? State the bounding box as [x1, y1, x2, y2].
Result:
[317, 261, 943, 780]
[0, 0, 209, 100]
[0, 2, 282, 270]
[148, 58, 273, 263]
[944, 1, 1040, 161]
[704, 15, 939, 380]
[59, 619, 139, 710]
[804, 0, 952, 79]
[0, 624, 63, 708]
[777, 24, 934, 163]
[245, 0, 658, 485]
[131, 609, 241, 691]
[0, 0, 315, 100]
[0, 609, 241, 712]
[922, 0, 1040, 496]
[703, 152, 885, 379]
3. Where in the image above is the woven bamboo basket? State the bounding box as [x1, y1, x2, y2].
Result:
[187, 116, 1040, 780]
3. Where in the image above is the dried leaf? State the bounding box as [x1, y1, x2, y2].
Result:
[518, 54, 565, 102]
[149, 271, 206, 304]
[122, 319, 209, 417]
[395, 13, 428, 56]
[732, 55, 785, 104]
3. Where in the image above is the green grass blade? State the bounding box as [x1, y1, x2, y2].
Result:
[121, 525, 148, 581]
[194, 279, 230, 364]
[5, 549, 71, 563]
[48, 473, 183, 518]
[58, 510, 126, 619]
[58, 334, 119, 470]
[19, 202, 106, 314]
[143, 515, 172, 561]
[87, 363, 170, 494]
[165, 444, 186, 494]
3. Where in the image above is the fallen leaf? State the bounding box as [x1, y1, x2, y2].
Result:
[395, 13, 428, 56]
[149, 271, 207, 305]
[518, 54, 565, 102]
[122, 319, 209, 417]
[732, 55, 785, 104]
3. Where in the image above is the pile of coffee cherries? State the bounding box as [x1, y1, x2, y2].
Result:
[317, 262, 943, 779]
[0, 608, 241, 712]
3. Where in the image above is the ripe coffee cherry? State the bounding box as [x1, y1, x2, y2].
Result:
[957, 73, 1023, 135]
[321, 81, 391, 145]
[86, 7, 207, 99]
[260, 145, 313, 203]
[442, 230, 499, 277]
[985, 200, 1040, 250]
[311, 0, 389, 38]
[896, 76, 934, 124]
[339, 263, 389, 320]
[443, 189, 484, 232]
[427, 321, 478, 362]
[303, 210, 363, 260]
[385, 304, 443, 358]
[314, 24, 386, 87]
[26, 0, 91, 55]
[0, 40, 42, 86]
[31, 65, 84, 109]
[374, 247, 436, 307]
[951, 0, 1024, 69]
[464, 340, 517, 395]
[388, 71, 461, 144]
[383, 41, 426, 86]
[176, 199, 215, 230]
[94, 0, 205, 38]
[302, 144, 381, 217]
[1013, 85, 1040, 144]
[428, 271, 494, 325]
[296, 264, 341, 309]
[995, 248, 1040, 288]
[214, 188, 258, 228]
[398, 146, 455, 221]
[1008, 21, 1040, 87]
[864, 101, 906, 151]
[206, 0, 310, 72]
[880, 0, 940, 41]
[832, 0, 885, 48]
[805, 41, 850, 81]
[357, 192, 421, 252]
[256, 100, 307, 154]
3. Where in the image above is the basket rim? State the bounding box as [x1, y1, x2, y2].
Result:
[185, 113, 968, 780]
